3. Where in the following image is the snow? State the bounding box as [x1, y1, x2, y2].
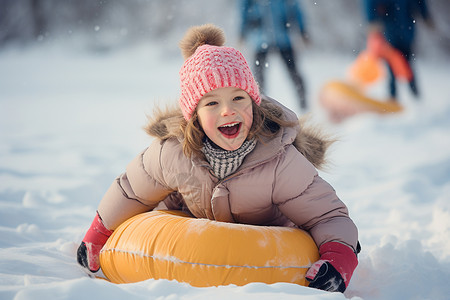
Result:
[1, 39, 450, 300]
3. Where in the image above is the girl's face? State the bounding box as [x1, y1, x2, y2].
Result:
[197, 87, 253, 151]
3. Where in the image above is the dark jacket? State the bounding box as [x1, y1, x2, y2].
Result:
[363, 0, 431, 50]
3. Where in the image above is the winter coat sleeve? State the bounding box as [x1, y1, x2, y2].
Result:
[287, 0, 306, 34]
[363, 0, 381, 23]
[417, 0, 431, 21]
[97, 139, 175, 230]
[272, 145, 358, 251]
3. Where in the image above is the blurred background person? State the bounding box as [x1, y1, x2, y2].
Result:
[362, 0, 434, 101]
[239, 0, 310, 111]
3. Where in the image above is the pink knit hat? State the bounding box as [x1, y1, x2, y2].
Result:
[179, 24, 261, 120]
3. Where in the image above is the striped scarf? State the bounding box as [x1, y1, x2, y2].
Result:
[202, 138, 257, 179]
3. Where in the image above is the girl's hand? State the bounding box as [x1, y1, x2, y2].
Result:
[305, 241, 358, 293]
[77, 212, 113, 272]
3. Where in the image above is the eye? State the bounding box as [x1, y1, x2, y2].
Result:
[233, 96, 245, 101]
[205, 100, 218, 106]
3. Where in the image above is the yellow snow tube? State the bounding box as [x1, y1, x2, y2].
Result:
[99, 210, 319, 287]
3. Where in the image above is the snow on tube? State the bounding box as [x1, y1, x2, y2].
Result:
[99, 210, 319, 287]
[319, 80, 403, 123]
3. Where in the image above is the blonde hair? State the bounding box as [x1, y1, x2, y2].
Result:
[181, 98, 297, 159]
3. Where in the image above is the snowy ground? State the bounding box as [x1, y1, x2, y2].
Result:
[0, 41, 449, 300]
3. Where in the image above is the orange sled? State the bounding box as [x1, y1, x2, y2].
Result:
[320, 80, 403, 123]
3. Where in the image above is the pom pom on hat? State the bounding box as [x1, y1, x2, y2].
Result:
[179, 24, 225, 60]
[179, 24, 260, 120]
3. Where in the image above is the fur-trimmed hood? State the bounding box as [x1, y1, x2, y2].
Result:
[144, 97, 334, 170]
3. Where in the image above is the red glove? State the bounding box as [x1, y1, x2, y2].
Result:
[306, 241, 358, 293]
[367, 31, 387, 58]
[77, 212, 113, 272]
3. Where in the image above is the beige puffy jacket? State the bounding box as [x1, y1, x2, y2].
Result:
[98, 97, 358, 251]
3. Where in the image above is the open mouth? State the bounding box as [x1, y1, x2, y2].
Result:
[218, 122, 241, 138]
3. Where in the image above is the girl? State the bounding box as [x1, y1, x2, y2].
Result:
[77, 24, 359, 293]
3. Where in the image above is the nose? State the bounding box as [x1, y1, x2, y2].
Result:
[221, 102, 236, 117]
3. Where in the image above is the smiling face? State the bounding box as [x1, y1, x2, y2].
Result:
[196, 87, 254, 151]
